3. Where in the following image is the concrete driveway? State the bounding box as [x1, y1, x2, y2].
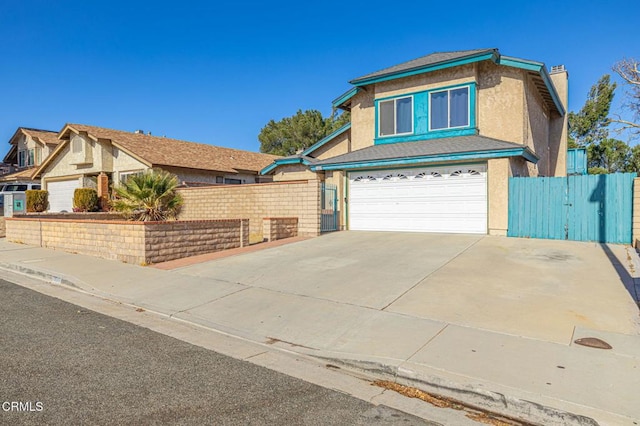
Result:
[173, 232, 640, 344]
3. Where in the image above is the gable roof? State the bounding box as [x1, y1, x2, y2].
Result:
[310, 135, 537, 171]
[18, 128, 60, 145]
[47, 123, 279, 175]
[350, 49, 498, 85]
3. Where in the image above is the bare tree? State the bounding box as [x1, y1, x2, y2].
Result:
[612, 58, 640, 135]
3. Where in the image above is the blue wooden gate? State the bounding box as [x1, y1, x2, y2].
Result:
[320, 183, 338, 232]
[508, 173, 635, 244]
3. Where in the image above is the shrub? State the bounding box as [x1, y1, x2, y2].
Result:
[73, 188, 99, 212]
[111, 170, 183, 221]
[26, 190, 48, 212]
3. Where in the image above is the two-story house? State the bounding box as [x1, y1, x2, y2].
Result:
[1, 127, 60, 183]
[261, 48, 568, 236]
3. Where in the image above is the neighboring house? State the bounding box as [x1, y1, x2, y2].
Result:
[33, 123, 280, 212]
[261, 48, 568, 236]
[1, 127, 60, 183]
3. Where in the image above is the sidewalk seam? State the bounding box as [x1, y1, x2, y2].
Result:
[380, 237, 484, 311]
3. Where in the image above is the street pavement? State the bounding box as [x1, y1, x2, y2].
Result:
[0, 278, 433, 425]
[1, 233, 640, 425]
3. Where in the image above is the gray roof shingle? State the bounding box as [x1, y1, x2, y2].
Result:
[313, 135, 532, 166]
[350, 49, 497, 84]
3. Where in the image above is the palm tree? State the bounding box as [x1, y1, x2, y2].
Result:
[112, 170, 183, 221]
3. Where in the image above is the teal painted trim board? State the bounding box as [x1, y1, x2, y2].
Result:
[374, 128, 477, 144]
[301, 123, 351, 156]
[350, 51, 497, 86]
[311, 148, 536, 172]
[332, 88, 360, 109]
[260, 157, 311, 175]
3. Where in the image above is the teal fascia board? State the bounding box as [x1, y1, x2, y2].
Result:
[350, 51, 498, 87]
[375, 128, 477, 145]
[260, 157, 311, 175]
[498, 56, 565, 116]
[332, 88, 360, 109]
[301, 123, 351, 156]
[311, 148, 538, 172]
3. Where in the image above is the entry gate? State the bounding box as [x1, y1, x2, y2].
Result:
[508, 173, 635, 244]
[320, 183, 338, 232]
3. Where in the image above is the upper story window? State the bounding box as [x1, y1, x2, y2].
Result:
[17, 150, 26, 167]
[429, 86, 470, 130]
[378, 96, 413, 137]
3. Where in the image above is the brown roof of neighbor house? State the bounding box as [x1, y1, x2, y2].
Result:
[60, 124, 280, 174]
[20, 128, 60, 145]
[0, 167, 38, 182]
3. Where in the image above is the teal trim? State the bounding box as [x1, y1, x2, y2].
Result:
[348, 161, 486, 175]
[311, 148, 537, 172]
[350, 51, 497, 86]
[375, 128, 477, 144]
[301, 123, 351, 156]
[374, 82, 477, 144]
[260, 157, 312, 175]
[498, 56, 565, 116]
[332, 88, 360, 109]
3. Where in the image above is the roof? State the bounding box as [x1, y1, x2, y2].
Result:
[311, 135, 538, 170]
[19, 128, 60, 145]
[58, 124, 280, 174]
[350, 49, 497, 85]
[0, 167, 38, 182]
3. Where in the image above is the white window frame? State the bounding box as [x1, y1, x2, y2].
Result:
[119, 170, 144, 185]
[428, 85, 471, 131]
[378, 95, 414, 137]
[17, 150, 26, 167]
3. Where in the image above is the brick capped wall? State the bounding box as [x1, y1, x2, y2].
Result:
[5, 218, 248, 264]
[177, 180, 321, 244]
[263, 217, 298, 242]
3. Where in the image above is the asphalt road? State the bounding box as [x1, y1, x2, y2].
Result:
[0, 278, 432, 425]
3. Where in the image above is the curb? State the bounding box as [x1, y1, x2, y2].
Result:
[314, 357, 600, 426]
[0, 262, 610, 425]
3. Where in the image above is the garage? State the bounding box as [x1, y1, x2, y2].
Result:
[47, 179, 80, 212]
[348, 164, 487, 234]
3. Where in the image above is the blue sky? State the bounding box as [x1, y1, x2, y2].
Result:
[1, 0, 638, 155]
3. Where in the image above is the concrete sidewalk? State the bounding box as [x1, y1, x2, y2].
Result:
[1, 238, 639, 425]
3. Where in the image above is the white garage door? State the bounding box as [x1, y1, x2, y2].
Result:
[47, 179, 80, 212]
[348, 165, 487, 234]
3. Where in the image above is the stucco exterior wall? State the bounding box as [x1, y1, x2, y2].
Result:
[523, 74, 551, 176]
[476, 62, 525, 144]
[549, 71, 569, 177]
[313, 130, 351, 160]
[272, 164, 320, 182]
[177, 180, 321, 243]
[350, 90, 376, 152]
[487, 158, 510, 236]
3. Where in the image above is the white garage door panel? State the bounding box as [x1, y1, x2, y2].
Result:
[349, 165, 487, 234]
[47, 179, 80, 212]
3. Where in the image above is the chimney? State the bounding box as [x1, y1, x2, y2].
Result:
[134, 129, 144, 134]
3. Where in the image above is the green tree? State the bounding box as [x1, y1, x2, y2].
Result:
[568, 75, 616, 148]
[112, 170, 183, 221]
[586, 138, 630, 174]
[259, 109, 350, 156]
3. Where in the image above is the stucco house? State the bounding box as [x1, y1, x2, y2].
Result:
[1, 127, 60, 183]
[33, 123, 280, 212]
[261, 48, 568, 235]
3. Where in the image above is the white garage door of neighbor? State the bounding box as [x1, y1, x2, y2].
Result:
[348, 165, 487, 234]
[47, 179, 80, 212]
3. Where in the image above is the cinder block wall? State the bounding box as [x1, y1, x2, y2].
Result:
[5, 218, 248, 264]
[263, 217, 298, 242]
[633, 178, 640, 247]
[178, 180, 321, 244]
[0, 217, 6, 238]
